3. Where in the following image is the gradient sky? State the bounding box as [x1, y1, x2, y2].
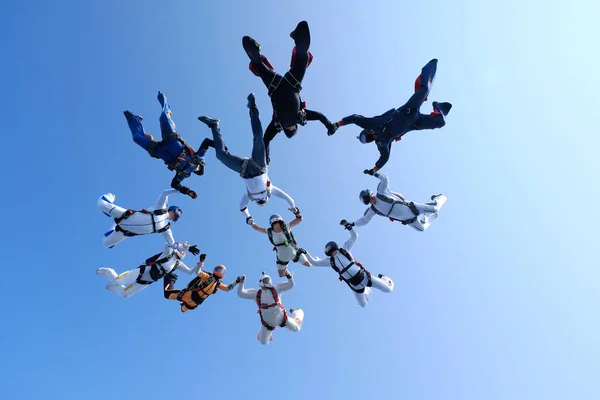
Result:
[1, 0, 599, 399]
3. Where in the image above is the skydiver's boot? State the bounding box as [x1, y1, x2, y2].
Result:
[157, 91, 173, 117]
[242, 36, 262, 62]
[197, 116, 220, 129]
[96, 267, 118, 281]
[378, 274, 394, 289]
[247, 93, 257, 109]
[123, 110, 143, 121]
[290, 21, 310, 45]
[432, 102, 452, 116]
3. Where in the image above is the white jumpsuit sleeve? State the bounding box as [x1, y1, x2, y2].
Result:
[175, 261, 195, 275]
[237, 281, 258, 300]
[162, 230, 176, 247]
[375, 173, 392, 196]
[304, 252, 332, 267]
[153, 189, 180, 210]
[269, 185, 295, 209]
[342, 229, 359, 252]
[354, 208, 376, 227]
[239, 194, 251, 217]
[275, 276, 294, 294]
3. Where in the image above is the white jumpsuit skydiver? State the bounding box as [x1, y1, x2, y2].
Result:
[305, 228, 394, 307]
[237, 273, 304, 345]
[353, 173, 447, 232]
[97, 189, 180, 248]
[239, 175, 298, 222]
[96, 243, 196, 298]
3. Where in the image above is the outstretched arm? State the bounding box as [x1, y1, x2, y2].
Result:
[342, 228, 359, 252]
[237, 277, 257, 299]
[353, 208, 376, 227]
[239, 195, 255, 225]
[219, 276, 243, 292]
[153, 189, 180, 210]
[375, 172, 392, 196]
[288, 216, 302, 229]
[304, 109, 334, 130]
[250, 222, 267, 234]
[275, 273, 295, 294]
[374, 142, 392, 171]
[304, 251, 331, 267]
[270, 185, 296, 209]
[175, 261, 194, 275]
[170, 174, 196, 198]
[263, 119, 280, 163]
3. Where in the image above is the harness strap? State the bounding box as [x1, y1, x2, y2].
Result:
[240, 158, 267, 178]
[256, 288, 288, 331]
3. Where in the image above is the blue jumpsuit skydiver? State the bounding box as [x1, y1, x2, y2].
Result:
[124, 91, 214, 198]
[331, 59, 452, 172]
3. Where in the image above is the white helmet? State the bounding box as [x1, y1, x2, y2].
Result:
[173, 242, 188, 259]
[259, 271, 273, 288]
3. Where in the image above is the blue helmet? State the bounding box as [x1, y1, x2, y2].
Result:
[359, 189, 373, 205]
[269, 214, 284, 226]
[324, 241, 339, 257]
[168, 206, 182, 221]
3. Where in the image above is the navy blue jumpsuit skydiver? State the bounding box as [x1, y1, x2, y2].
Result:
[334, 59, 452, 171]
[242, 21, 336, 163]
[124, 91, 214, 198]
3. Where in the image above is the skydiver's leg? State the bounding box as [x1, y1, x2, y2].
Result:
[163, 272, 180, 299]
[97, 194, 126, 218]
[284, 314, 301, 332]
[412, 112, 446, 130]
[249, 107, 267, 169]
[402, 59, 438, 110]
[102, 230, 127, 248]
[370, 275, 393, 293]
[410, 201, 438, 214]
[157, 91, 178, 139]
[242, 36, 279, 89]
[198, 118, 246, 173]
[96, 267, 118, 281]
[124, 111, 156, 151]
[112, 268, 140, 287]
[354, 291, 369, 307]
[258, 326, 273, 345]
[288, 21, 311, 84]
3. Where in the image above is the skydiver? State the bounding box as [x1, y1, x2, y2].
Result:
[329, 59, 452, 172]
[249, 213, 310, 277]
[242, 20, 336, 164]
[304, 220, 394, 308]
[197, 93, 302, 225]
[163, 254, 242, 312]
[236, 272, 304, 345]
[124, 91, 214, 198]
[96, 242, 200, 299]
[97, 189, 183, 248]
[346, 170, 447, 232]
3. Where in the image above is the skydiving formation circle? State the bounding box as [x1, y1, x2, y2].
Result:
[96, 20, 451, 345]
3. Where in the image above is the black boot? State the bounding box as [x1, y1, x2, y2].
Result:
[198, 116, 220, 128]
[247, 93, 257, 109]
[242, 36, 262, 62]
[432, 102, 452, 116]
[290, 21, 309, 42]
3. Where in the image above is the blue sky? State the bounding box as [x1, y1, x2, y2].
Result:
[1, 0, 599, 399]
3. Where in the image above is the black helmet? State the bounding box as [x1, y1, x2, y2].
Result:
[359, 189, 373, 205]
[324, 241, 339, 257]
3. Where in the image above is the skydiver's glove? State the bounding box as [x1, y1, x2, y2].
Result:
[327, 122, 339, 136]
[236, 275, 244, 283]
[246, 216, 254, 225]
[296, 248, 307, 256]
[285, 271, 293, 279]
[188, 245, 200, 256]
[289, 207, 302, 219]
[199, 253, 207, 262]
[340, 219, 355, 230]
[188, 190, 198, 199]
[363, 168, 379, 176]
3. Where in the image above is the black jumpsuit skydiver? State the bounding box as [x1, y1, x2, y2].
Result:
[242, 21, 335, 163]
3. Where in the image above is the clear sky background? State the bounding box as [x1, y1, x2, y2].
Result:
[1, 0, 599, 399]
